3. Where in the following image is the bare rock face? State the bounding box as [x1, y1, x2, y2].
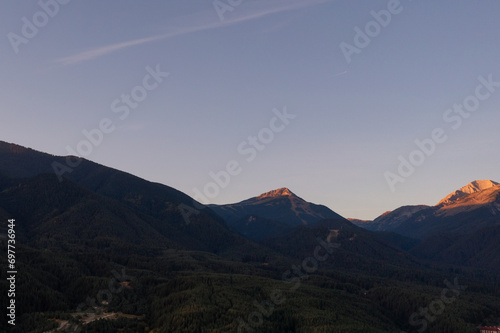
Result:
[256, 187, 294, 199]
[437, 180, 499, 206]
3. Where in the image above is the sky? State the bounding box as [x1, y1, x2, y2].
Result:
[1, 0, 500, 220]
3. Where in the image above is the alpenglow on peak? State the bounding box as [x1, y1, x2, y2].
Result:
[257, 187, 295, 199]
[438, 180, 499, 206]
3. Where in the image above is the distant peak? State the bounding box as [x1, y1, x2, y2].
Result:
[438, 180, 499, 205]
[257, 187, 295, 199]
[459, 180, 499, 194]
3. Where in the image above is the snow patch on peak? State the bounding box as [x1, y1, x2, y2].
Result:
[459, 180, 499, 194]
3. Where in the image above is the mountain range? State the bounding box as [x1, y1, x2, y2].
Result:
[352, 179, 500, 239]
[208, 187, 344, 240]
[1, 140, 500, 332]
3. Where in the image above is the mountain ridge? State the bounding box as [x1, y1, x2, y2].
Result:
[209, 187, 345, 229]
[0, 140, 268, 256]
[2, 141, 500, 332]
[352, 180, 500, 238]
[438, 179, 499, 206]
[256, 187, 295, 199]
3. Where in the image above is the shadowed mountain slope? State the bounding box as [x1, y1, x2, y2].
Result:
[209, 187, 344, 227]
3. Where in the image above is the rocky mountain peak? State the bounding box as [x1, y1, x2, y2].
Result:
[438, 180, 499, 206]
[257, 187, 295, 199]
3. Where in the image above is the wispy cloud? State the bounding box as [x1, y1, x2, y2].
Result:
[55, 35, 166, 66]
[54, 0, 331, 66]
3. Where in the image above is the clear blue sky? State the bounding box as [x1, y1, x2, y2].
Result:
[1, 0, 499, 220]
